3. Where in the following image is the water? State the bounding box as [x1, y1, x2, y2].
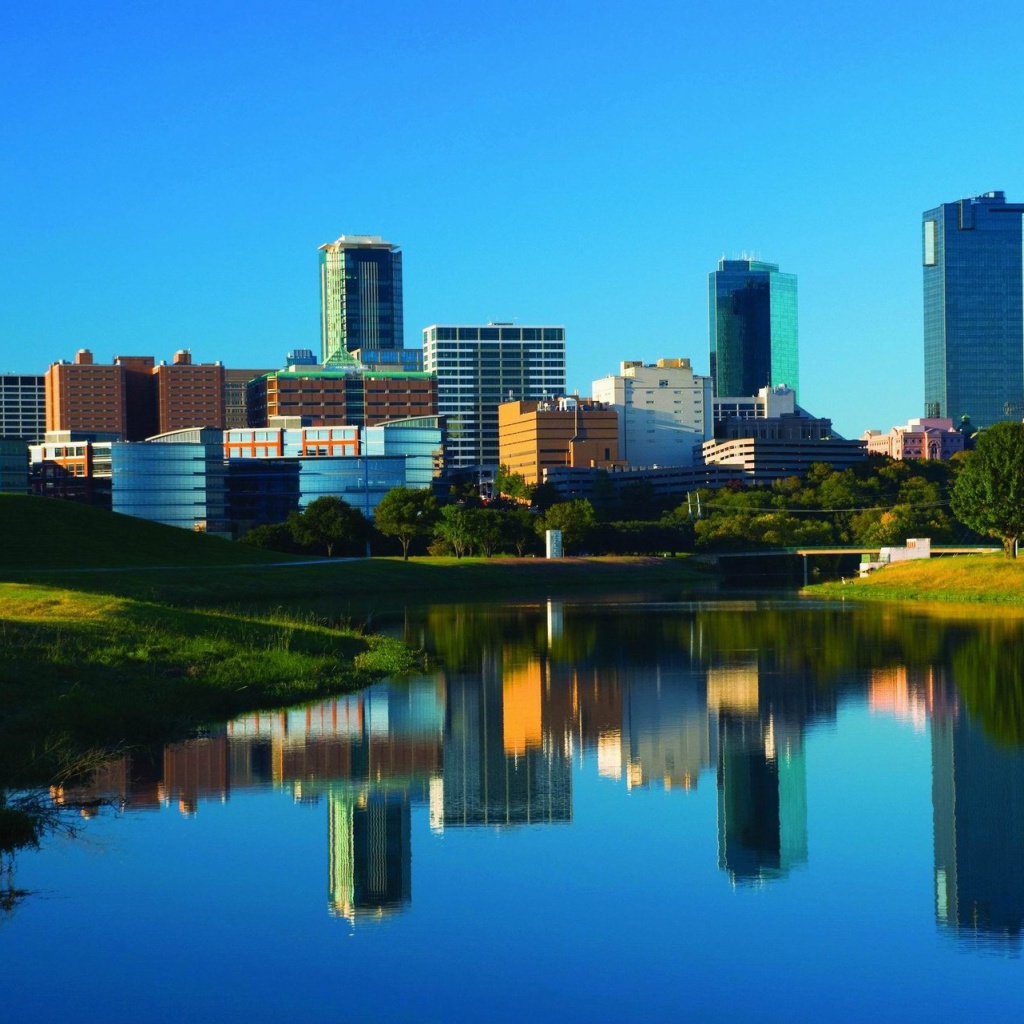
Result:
[4, 597, 1024, 1022]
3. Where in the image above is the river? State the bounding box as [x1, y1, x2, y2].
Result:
[3, 596, 1024, 1021]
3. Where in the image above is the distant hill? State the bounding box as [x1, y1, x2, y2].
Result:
[0, 495, 298, 573]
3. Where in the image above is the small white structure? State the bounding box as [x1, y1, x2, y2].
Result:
[859, 538, 931, 577]
[546, 529, 563, 559]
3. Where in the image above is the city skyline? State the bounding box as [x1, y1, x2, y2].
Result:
[2, 3, 1023, 440]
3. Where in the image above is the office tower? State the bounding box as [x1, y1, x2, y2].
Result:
[923, 192, 1024, 428]
[0, 374, 45, 443]
[319, 235, 404, 367]
[709, 259, 799, 401]
[422, 324, 566, 468]
[591, 358, 712, 468]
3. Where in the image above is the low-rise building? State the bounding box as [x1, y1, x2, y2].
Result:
[498, 397, 620, 486]
[861, 417, 965, 460]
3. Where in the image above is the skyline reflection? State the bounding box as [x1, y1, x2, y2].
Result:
[46, 600, 1024, 945]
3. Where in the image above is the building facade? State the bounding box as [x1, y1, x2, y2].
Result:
[110, 428, 229, 534]
[923, 192, 1024, 428]
[46, 349, 227, 441]
[223, 368, 275, 429]
[246, 368, 436, 429]
[498, 397, 619, 486]
[862, 417, 965, 460]
[422, 324, 566, 469]
[0, 374, 45, 443]
[591, 358, 712, 468]
[709, 260, 799, 401]
[319, 235, 404, 367]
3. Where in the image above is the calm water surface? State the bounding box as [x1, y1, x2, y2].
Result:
[4, 598, 1024, 1022]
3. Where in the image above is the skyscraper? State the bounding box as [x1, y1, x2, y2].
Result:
[422, 323, 566, 468]
[708, 259, 799, 401]
[319, 235, 404, 367]
[923, 192, 1024, 428]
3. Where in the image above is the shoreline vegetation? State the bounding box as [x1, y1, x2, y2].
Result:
[2, 497, 1021, 787]
[0, 496, 718, 800]
[806, 553, 1024, 605]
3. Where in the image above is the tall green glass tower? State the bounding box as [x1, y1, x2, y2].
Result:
[708, 259, 799, 400]
[319, 235, 404, 367]
[923, 192, 1024, 429]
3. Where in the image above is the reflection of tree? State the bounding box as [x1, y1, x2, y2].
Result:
[953, 632, 1024, 747]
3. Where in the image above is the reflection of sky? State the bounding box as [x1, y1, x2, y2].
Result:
[7, 699, 1024, 1022]
[9, 600, 1024, 1022]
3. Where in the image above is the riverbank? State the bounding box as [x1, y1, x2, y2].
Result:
[0, 583, 417, 789]
[807, 553, 1024, 604]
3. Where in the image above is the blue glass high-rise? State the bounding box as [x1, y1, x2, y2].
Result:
[708, 259, 799, 400]
[923, 192, 1024, 428]
[319, 235, 404, 367]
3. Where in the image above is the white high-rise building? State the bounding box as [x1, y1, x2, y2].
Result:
[591, 359, 712, 468]
[422, 324, 566, 468]
[0, 374, 45, 443]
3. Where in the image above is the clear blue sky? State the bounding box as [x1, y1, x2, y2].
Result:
[2, 0, 1022, 438]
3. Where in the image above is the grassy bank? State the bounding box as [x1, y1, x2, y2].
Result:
[0, 496, 717, 792]
[808, 553, 1024, 604]
[0, 582, 417, 789]
[1, 493, 714, 606]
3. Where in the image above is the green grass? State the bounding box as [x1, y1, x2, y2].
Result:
[0, 494, 303, 571]
[0, 582, 418, 788]
[808, 553, 1024, 604]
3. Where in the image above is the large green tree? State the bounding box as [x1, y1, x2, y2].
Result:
[374, 487, 439, 560]
[537, 500, 596, 553]
[950, 421, 1024, 558]
[434, 505, 473, 558]
[289, 496, 368, 558]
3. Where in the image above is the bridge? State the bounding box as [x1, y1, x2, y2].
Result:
[694, 546, 1002, 585]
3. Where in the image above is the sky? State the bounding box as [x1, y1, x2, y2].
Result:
[2, 0, 1023, 439]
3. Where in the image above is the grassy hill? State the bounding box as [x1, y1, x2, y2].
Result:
[809, 553, 1024, 604]
[0, 494, 299, 572]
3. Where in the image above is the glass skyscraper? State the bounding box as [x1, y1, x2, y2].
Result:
[923, 192, 1024, 429]
[708, 259, 799, 401]
[319, 235, 404, 367]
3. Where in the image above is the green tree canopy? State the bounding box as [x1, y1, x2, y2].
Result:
[950, 421, 1024, 558]
[537, 500, 596, 553]
[374, 487, 439, 560]
[288, 496, 369, 558]
[434, 505, 473, 558]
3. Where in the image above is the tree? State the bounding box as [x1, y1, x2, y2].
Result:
[434, 505, 473, 558]
[537, 500, 596, 553]
[288, 496, 369, 558]
[494, 465, 533, 503]
[950, 421, 1024, 558]
[468, 508, 504, 557]
[239, 521, 301, 554]
[502, 507, 539, 556]
[374, 487, 439, 560]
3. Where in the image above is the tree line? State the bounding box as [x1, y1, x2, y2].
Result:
[241, 422, 1024, 559]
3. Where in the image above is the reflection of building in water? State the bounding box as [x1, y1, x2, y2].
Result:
[436, 657, 572, 828]
[870, 666, 958, 733]
[932, 709, 1024, 946]
[328, 787, 411, 921]
[622, 667, 714, 791]
[163, 734, 230, 815]
[710, 659, 808, 885]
